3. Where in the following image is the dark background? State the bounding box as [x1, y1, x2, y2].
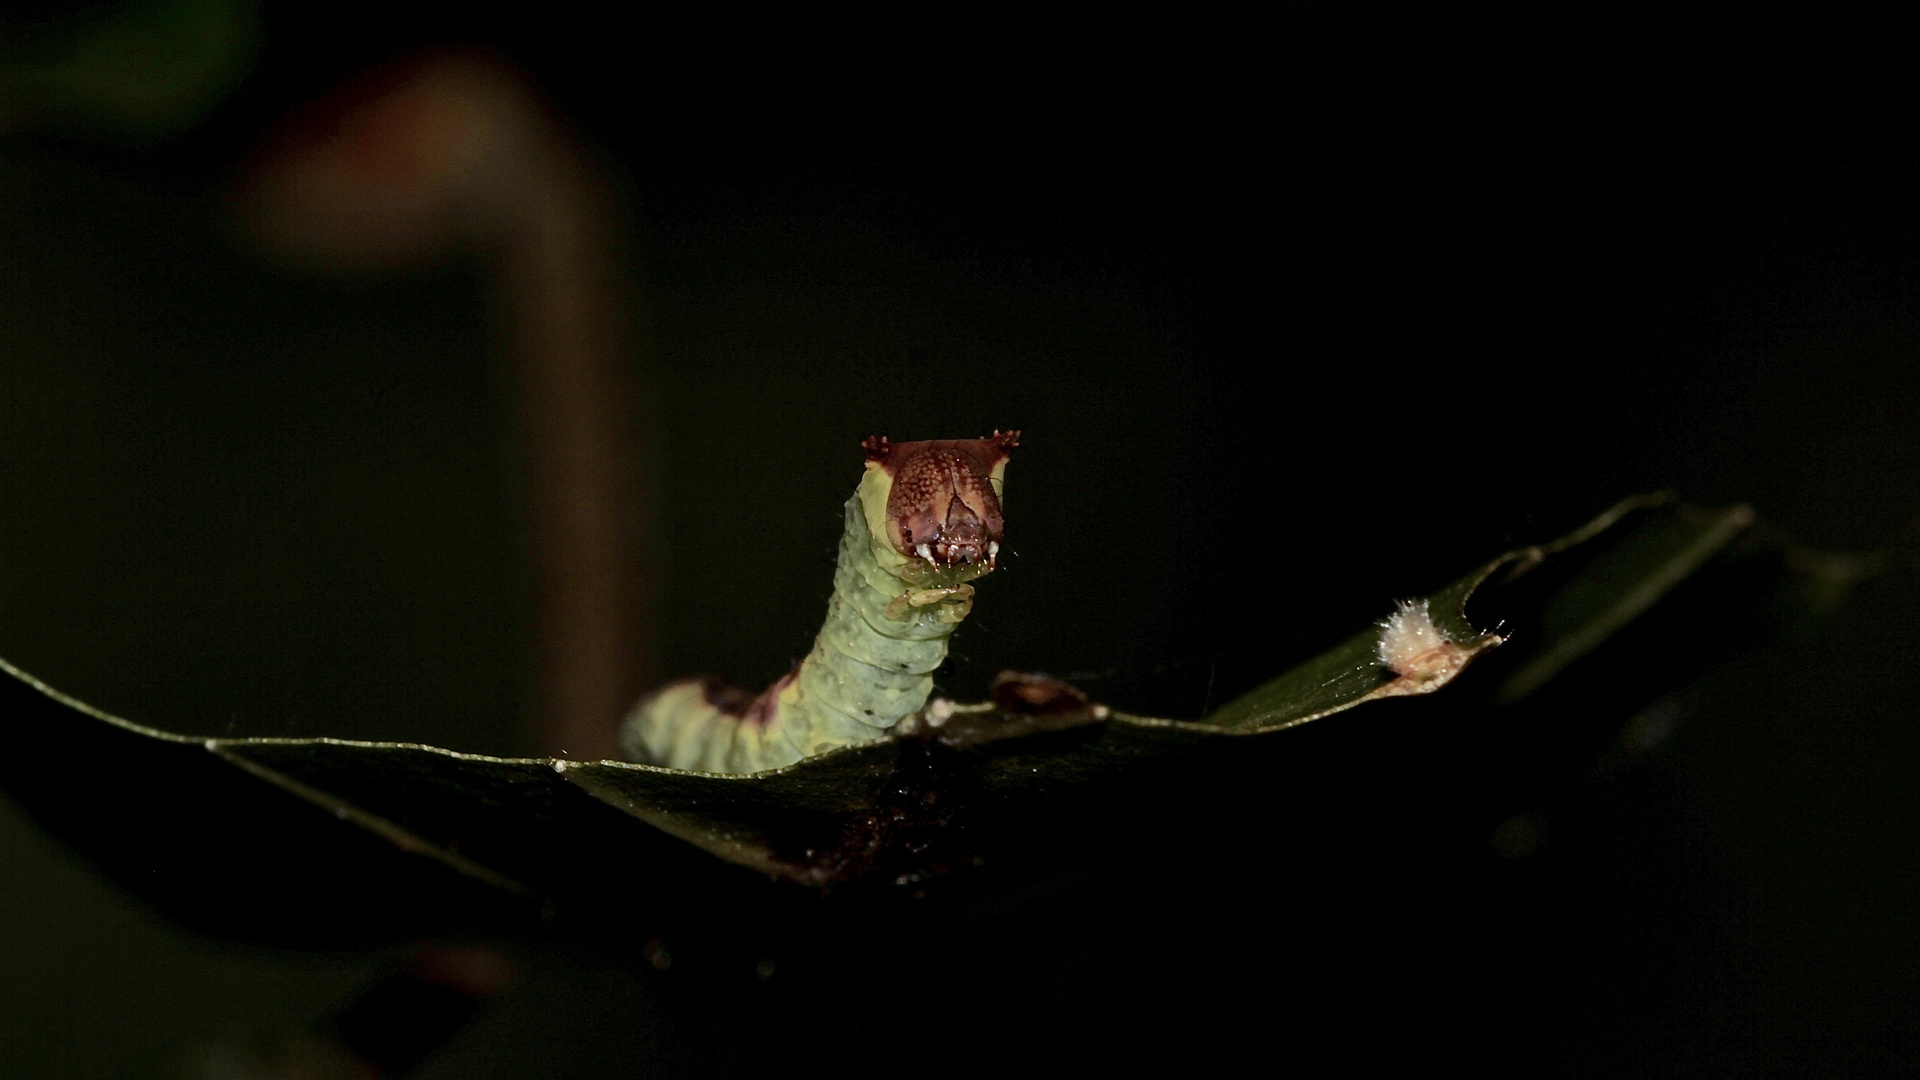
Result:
[4, 6, 1920, 1076]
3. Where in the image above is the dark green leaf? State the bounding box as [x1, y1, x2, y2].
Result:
[0, 494, 1894, 930]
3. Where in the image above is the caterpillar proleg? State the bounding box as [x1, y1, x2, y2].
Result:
[620, 431, 1020, 774]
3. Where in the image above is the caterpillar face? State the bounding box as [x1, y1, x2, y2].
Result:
[862, 431, 1019, 568]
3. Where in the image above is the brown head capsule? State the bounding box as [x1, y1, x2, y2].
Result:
[861, 430, 1018, 567]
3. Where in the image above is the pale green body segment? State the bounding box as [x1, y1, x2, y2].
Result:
[620, 466, 988, 774]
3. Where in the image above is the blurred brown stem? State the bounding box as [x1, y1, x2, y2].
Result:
[235, 52, 659, 759]
[498, 155, 656, 759]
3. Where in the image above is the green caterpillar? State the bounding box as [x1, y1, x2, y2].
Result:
[620, 431, 1019, 774]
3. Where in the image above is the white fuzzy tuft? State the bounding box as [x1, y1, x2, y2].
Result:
[1376, 599, 1451, 676]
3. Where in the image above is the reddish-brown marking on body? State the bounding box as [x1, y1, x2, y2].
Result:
[700, 670, 795, 730]
[861, 431, 1019, 567]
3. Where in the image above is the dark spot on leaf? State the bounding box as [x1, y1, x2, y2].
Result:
[990, 670, 1091, 715]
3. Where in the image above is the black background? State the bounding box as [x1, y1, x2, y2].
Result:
[3, 6, 1919, 1076]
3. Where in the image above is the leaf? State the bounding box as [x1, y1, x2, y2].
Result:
[0, 494, 1893, 940]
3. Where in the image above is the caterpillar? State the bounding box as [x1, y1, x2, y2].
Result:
[620, 431, 1020, 774]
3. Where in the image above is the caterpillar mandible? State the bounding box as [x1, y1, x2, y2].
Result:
[620, 431, 1020, 774]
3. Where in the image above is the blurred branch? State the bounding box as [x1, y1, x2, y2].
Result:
[232, 52, 659, 759]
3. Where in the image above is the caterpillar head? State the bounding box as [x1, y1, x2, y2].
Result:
[861, 431, 1018, 569]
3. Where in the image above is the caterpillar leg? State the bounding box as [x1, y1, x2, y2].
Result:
[882, 583, 974, 621]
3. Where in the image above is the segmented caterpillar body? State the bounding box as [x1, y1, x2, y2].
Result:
[620, 432, 1018, 774]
